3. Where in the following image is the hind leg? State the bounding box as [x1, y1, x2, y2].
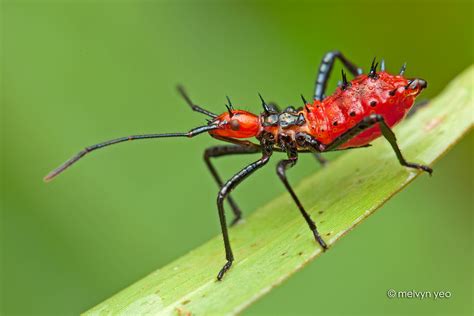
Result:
[314, 51, 363, 101]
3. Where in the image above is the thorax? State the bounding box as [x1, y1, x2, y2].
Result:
[258, 107, 312, 150]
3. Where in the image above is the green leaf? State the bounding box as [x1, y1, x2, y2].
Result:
[84, 66, 473, 316]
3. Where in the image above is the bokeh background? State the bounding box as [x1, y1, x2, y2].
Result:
[2, 0, 473, 315]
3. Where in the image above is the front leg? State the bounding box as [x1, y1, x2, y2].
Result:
[216, 152, 272, 280]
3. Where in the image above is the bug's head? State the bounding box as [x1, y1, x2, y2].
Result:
[208, 109, 260, 139]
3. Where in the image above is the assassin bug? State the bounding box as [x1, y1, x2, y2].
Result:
[44, 51, 432, 280]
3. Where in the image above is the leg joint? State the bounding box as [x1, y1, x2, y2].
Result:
[276, 157, 297, 178]
[217, 189, 227, 201]
[276, 163, 286, 178]
[322, 50, 341, 63]
[203, 147, 215, 159]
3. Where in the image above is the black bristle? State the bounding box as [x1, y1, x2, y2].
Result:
[405, 79, 414, 89]
[258, 92, 265, 104]
[300, 94, 308, 106]
[341, 69, 349, 90]
[300, 94, 311, 112]
[368, 57, 379, 79]
[399, 62, 407, 76]
[225, 104, 233, 117]
[258, 93, 270, 113]
[226, 95, 234, 109]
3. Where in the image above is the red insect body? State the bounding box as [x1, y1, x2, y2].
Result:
[44, 53, 432, 282]
[210, 71, 424, 149]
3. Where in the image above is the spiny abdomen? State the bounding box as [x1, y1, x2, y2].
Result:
[307, 71, 420, 148]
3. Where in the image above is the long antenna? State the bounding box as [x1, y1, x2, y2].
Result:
[177, 85, 218, 118]
[44, 124, 219, 182]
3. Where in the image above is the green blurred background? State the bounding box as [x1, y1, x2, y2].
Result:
[2, 0, 473, 315]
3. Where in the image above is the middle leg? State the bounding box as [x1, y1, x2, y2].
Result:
[276, 153, 328, 250]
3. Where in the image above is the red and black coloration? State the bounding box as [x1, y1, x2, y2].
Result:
[45, 51, 432, 280]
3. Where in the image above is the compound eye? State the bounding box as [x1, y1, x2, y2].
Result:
[230, 119, 240, 131]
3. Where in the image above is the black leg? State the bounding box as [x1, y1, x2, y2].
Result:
[313, 153, 328, 167]
[324, 114, 433, 174]
[204, 145, 260, 225]
[177, 85, 217, 118]
[314, 50, 363, 101]
[276, 154, 328, 250]
[217, 153, 272, 280]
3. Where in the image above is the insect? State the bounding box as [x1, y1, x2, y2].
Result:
[45, 51, 432, 280]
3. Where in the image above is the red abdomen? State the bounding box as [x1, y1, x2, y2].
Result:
[306, 72, 418, 149]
